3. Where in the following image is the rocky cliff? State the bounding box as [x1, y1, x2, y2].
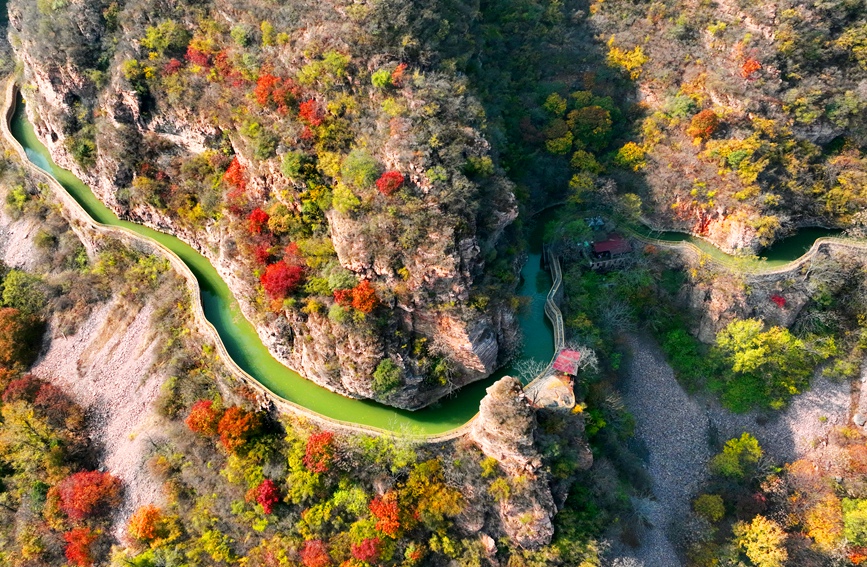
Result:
[8, 0, 522, 409]
[470, 376, 592, 549]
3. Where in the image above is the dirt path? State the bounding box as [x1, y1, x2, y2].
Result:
[613, 333, 853, 566]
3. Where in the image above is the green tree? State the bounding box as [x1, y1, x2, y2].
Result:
[710, 432, 762, 480]
[372, 359, 402, 395]
[714, 319, 827, 410]
[843, 498, 867, 545]
[693, 494, 725, 523]
[2, 270, 46, 314]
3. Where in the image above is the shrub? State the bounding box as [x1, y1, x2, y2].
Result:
[693, 494, 725, 522]
[371, 68, 392, 88]
[217, 406, 262, 453]
[303, 431, 335, 473]
[185, 399, 222, 435]
[56, 471, 121, 521]
[261, 261, 305, 300]
[375, 171, 404, 196]
[686, 110, 720, 140]
[372, 359, 402, 394]
[64, 527, 98, 567]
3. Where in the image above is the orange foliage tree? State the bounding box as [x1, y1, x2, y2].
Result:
[300, 539, 331, 567]
[741, 58, 762, 79]
[56, 471, 121, 521]
[303, 431, 335, 473]
[217, 406, 262, 453]
[686, 109, 720, 140]
[369, 491, 401, 537]
[333, 280, 378, 314]
[127, 505, 164, 543]
[185, 399, 222, 435]
[248, 208, 270, 234]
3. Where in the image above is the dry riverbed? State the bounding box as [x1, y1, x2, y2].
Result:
[0, 207, 167, 536]
[611, 333, 852, 567]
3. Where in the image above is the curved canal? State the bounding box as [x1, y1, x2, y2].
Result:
[10, 94, 555, 434]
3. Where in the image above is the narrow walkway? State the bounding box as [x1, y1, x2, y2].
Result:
[616, 334, 712, 567]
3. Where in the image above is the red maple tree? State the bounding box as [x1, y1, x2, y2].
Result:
[64, 527, 98, 567]
[254, 243, 273, 265]
[248, 208, 270, 234]
[3, 374, 44, 403]
[303, 431, 335, 473]
[163, 58, 183, 76]
[185, 399, 222, 435]
[254, 73, 298, 115]
[770, 294, 786, 308]
[375, 171, 404, 196]
[298, 99, 324, 126]
[56, 471, 121, 521]
[185, 46, 210, 68]
[217, 406, 262, 453]
[261, 261, 305, 299]
[255, 479, 280, 514]
[351, 538, 381, 562]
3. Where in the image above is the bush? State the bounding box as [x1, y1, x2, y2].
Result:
[372, 359, 402, 394]
[693, 494, 725, 522]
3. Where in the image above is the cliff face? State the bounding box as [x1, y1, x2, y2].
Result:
[8, 0, 522, 409]
[470, 376, 593, 549]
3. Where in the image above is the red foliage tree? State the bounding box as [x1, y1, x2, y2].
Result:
[741, 58, 762, 79]
[298, 99, 324, 127]
[375, 171, 404, 196]
[217, 406, 262, 453]
[254, 243, 273, 265]
[369, 492, 401, 537]
[261, 261, 305, 300]
[185, 399, 222, 435]
[254, 73, 298, 115]
[3, 374, 44, 403]
[284, 242, 304, 266]
[333, 281, 378, 314]
[127, 505, 163, 543]
[224, 157, 247, 195]
[303, 431, 335, 473]
[255, 479, 280, 514]
[351, 538, 381, 562]
[57, 471, 121, 521]
[185, 46, 211, 68]
[64, 527, 97, 567]
[300, 539, 331, 567]
[163, 58, 183, 76]
[770, 294, 786, 308]
[248, 208, 270, 234]
[686, 110, 720, 140]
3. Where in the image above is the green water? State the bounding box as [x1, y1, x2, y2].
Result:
[10, 95, 554, 434]
[632, 224, 841, 268]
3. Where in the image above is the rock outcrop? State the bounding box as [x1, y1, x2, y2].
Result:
[470, 376, 592, 549]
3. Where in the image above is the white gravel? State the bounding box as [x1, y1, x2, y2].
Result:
[611, 333, 853, 567]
